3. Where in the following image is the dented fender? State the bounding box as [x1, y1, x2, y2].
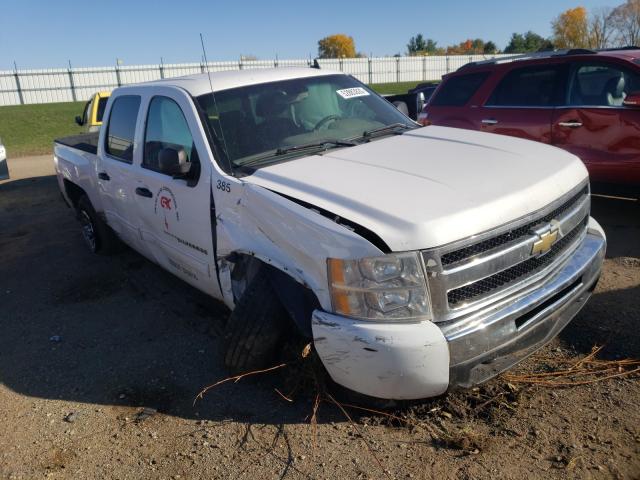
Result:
[215, 181, 383, 310]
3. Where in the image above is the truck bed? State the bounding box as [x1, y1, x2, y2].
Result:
[55, 132, 99, 155]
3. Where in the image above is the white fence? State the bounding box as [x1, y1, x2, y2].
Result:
[0, 55, 512, 106]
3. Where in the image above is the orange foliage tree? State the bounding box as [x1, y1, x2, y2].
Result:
[552, 6, 590, 48]
[318, 34, 357, 58]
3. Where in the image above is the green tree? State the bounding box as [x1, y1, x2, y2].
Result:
[483, 41, 498, 54]
[504, 31, 554, 53]
[318, 34, 356, 58]
[407, 34, 439, 55]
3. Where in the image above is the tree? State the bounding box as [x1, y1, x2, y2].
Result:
[483, 41, 498, 54]
[317, 34, 356, 59]
[504, 31, 554, 53]
[589, 7, 614, 49]
[407, 35, 439, 55]
[552, 6, 589, 48]
[610, 0, 640, 46]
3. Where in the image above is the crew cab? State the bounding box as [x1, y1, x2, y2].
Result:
[75, 91, 111, 132]
[419, 48, 640, 195]
[53, 68, 606, 401]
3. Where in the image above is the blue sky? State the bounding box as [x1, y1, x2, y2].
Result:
[1, 0, 615, 69]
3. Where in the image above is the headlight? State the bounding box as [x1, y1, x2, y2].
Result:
[327, 252, 431, 322]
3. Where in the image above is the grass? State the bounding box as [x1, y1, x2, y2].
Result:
[0, 101, 85, 157]
[0, 82, 420, 158]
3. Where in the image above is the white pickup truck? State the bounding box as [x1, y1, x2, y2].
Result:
[53, 67, 606, 401]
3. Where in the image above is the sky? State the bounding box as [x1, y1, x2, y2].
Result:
[1, 0, 616, 70]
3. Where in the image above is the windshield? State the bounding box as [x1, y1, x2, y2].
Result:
[196, 74, 415, 169]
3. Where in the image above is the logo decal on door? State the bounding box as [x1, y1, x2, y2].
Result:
[154, 186, 179, 231]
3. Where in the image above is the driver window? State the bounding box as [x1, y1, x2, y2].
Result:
[143, 96, 200, 181]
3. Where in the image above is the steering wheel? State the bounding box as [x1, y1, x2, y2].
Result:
[314, 114, 340, 130]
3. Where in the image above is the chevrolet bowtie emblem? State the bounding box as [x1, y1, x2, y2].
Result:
[531, 225, 559, 256]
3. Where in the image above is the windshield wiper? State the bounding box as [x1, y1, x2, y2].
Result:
[237, 139, 356, 169]
[360, 123, 415, 140]
[275, 139, 356, 156]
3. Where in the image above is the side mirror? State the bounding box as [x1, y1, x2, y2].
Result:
[623, 92, 640, 107]
[158, 147, 190, 176]
[75, 115, 84, 126]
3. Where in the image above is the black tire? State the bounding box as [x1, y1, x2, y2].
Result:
[224, 266, 288, 374]
[76, 195, 118, 255]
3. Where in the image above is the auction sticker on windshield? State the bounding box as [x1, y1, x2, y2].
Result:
[336, 87, 370, 99]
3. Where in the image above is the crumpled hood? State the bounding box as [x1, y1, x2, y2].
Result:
[246, 125, 588, 252]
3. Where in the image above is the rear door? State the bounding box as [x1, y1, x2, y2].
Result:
[132, 87, 220, 297]
[551, 61, 640, 186]
[96, 94, 146, 252]
[476, 63, 567, 143]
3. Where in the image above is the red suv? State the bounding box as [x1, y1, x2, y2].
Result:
[419, 48, 640, 194]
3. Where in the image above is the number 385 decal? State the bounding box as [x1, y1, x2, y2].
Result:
[216, 180, 231, 192]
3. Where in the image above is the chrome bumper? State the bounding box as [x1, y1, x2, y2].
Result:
[442, 221, 606, 388]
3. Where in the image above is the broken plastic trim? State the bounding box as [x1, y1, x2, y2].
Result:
[270, 191, 391, 254]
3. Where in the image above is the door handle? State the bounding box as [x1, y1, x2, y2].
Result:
[558, 120, 583, 128]
[135, 187, 153, 198]
[98, 172, 110, 181]
[481, 119, 498, 125]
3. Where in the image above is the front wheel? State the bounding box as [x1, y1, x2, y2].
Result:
[224, 266, 288, 373]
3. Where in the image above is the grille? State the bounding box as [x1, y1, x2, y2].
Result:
[441, 185, 588, 267]
[447, 216, 588, 307]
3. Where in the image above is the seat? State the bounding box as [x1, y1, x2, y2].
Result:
[603, 75, 626, 106]
[254, 91, 301, 150]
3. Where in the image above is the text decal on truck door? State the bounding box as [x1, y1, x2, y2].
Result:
[216, 180, 231, 192]
[154, 186, 179, 231]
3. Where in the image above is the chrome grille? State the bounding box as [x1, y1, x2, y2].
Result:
[447, 216, 588, 307]
[422, 182, 591, 322]
[441, 185, 588, 267]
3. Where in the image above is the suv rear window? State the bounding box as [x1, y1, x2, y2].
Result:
[487, 66, 562, 107]
[430, 72, 489, 107]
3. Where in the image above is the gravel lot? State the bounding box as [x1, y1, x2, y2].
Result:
[1, 155, 639, 480]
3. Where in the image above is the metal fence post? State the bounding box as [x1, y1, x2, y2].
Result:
[339, 58, 343, 71]
[422, 56, 426, 81]
[115, 64, 122, 87]
[446, 56, 450, 74]
[13, 62, 24, 105]
[368, 57, 372, 84]
[274, 54, 278, 68]
[159, 57, 165, 79]
[239, 57, 243, 70]
[396, 56, 400, 83]
[67, 60, 77, 102]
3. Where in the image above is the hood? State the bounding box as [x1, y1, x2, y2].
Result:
[246, 125, 588, 252]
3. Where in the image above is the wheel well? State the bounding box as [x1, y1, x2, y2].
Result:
[229, 254, 320, 338]
[63, 179, 86, 208]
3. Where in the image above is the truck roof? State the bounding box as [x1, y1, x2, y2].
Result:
[118, 67, 341, 97]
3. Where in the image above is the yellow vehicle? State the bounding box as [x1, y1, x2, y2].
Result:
[75, 91, 111, 132]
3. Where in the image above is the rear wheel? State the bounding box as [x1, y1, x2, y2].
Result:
[224, 265, 289, 373]
[76, 195, 118, 254]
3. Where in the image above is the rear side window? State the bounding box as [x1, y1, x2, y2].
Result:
[105, 95, 141, 163]
[487, 66, 562, 107]
[430, 72, 489, 107]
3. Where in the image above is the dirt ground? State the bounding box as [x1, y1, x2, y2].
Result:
[0, 156, 639, 480]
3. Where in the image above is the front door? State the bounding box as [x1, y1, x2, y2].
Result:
[133, 90, 220, 298]
[552, 61, 640, 186]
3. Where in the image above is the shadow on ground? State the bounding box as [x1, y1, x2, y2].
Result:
[0, 177, 638, 425]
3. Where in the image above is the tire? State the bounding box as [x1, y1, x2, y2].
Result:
[76, 195, 118, 255]
[224, 266, 288, 374]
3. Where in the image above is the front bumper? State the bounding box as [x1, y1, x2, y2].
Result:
[312, 218, 606, 400]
